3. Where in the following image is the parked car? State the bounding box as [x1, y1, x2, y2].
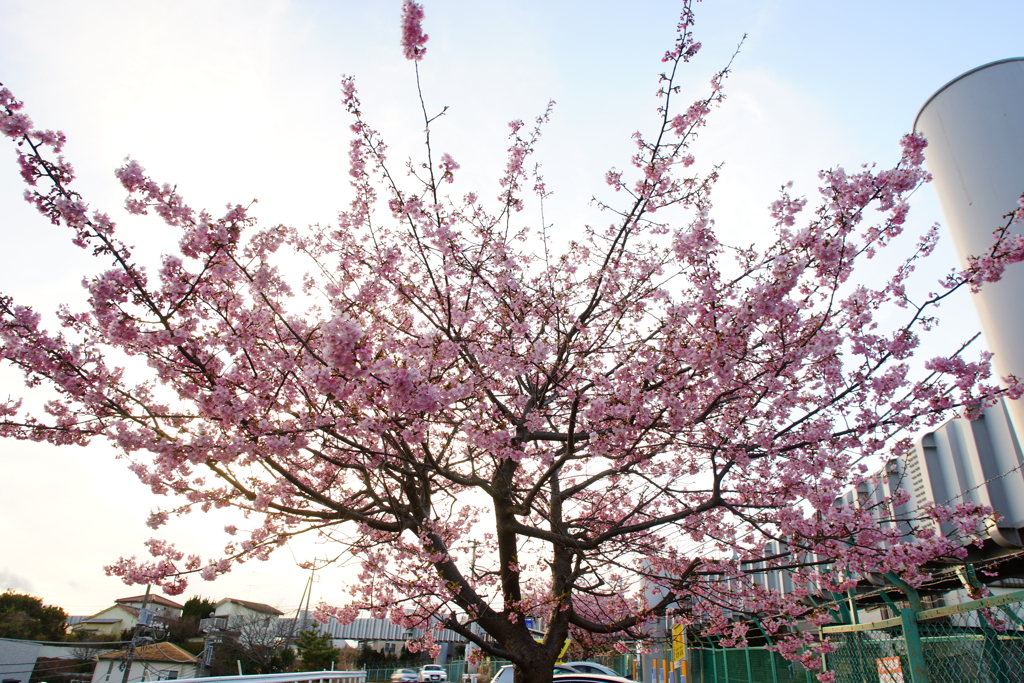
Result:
[553, 674, 634, 683]
[490, 665, 513, 683]
[419, 664, 448, 683]
[392, 670, 419, 683]
[491, 665, 585, 683]
[561, 663, 629, 679]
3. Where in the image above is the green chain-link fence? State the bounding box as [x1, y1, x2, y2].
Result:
[823, 588, 1024, 683]
[686, 646, 813, 683]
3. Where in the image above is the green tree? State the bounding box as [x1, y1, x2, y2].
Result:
[168, 595, 218, 643]
[294, 628, 340, 672]
[0, 591, 67, 641]
[181, 596, 217, 621]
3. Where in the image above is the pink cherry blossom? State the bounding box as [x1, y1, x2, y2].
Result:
[400, 0, 428, 62]
[1, 3, 1019, 682]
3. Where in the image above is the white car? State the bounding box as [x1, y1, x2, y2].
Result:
[490, 666, 512, 683]
[560, 663, 629, 679]
[419, 665, 447, 683]
[553, 675, 633, 683]
[491, 665, 583, 683]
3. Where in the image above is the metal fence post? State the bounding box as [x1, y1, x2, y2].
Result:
[900, 608, 930, 683]
[980, 613, 1011, 683]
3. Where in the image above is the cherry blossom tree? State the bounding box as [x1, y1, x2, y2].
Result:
[2, 2, 1024, 682]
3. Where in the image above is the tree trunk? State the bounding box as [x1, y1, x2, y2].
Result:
[513, 659, 557, 683]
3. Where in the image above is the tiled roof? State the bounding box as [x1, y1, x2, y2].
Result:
[217, 598, 284, 615]
[98, 642, 197, 663]
[115, 595, 184, 609]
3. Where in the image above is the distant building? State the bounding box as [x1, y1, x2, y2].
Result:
[113, 596, 184, 622]
[745, 397, 1024, 622]
[212, 598, 284, 625]
[71, 595, 184, 638]
[311, 616, 467, 663]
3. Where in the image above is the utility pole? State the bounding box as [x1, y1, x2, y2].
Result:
[286, 569, 316, 645]
[302, 569, 315, 632]
[464, 541, 480, 677]
[119, 585, 152, 683]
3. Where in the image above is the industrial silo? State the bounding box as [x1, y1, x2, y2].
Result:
[914, 57, 1024, 437]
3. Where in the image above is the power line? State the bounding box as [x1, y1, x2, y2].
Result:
[936, 459, 1024, 508]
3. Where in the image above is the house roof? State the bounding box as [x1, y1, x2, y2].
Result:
[75, 603, 173, 629]
[98, 642, 197, 663]
[76, 603, 136, 624]
[76, 618, 122, 624]
[115, 595, 184, 609]
[215, 598, 284, 615]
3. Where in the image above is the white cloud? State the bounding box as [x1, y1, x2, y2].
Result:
[1, 567, 34, 593]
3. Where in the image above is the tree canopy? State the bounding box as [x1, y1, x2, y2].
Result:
[0, 591, 68, 641]
[2, 1, 1023, 682]
[181, 595, 217, 622]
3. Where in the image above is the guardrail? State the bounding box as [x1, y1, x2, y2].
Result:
[170, 671, 366, 683]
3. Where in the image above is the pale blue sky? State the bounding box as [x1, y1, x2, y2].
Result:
[0, 0, 1021, 616]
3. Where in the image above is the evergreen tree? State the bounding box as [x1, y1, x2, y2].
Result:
[295, 628, 341, 672]
[181, 596, 217, 621]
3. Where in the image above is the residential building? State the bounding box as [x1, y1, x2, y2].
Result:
[71, 596, 184, 638]
[212, 598, 284, 626]
[92, 642, 198, 683]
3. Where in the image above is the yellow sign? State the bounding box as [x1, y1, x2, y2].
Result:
[672, 624, 686, 663]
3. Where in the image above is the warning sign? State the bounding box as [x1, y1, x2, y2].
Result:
[876, 656, 904, 683]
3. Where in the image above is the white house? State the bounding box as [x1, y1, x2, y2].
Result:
[113, 596, 184, 622]
[212, 598, 284, 624]
[92, 642, 197, 683]
[72, 596, 184, 638]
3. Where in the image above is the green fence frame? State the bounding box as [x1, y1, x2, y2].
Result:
[685, 646, 813, 683]
[822, 588, 1024, 683]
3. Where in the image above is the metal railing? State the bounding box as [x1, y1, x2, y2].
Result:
[169, 671, 366, 683]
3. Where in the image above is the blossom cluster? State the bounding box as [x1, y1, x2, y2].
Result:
[400, 0, 428, 61]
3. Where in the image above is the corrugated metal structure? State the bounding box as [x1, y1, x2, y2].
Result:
[280, 617, 467, 644]
[908, 397, 1024, 546]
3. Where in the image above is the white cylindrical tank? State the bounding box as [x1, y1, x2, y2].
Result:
[914, 57, 1024, 436]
